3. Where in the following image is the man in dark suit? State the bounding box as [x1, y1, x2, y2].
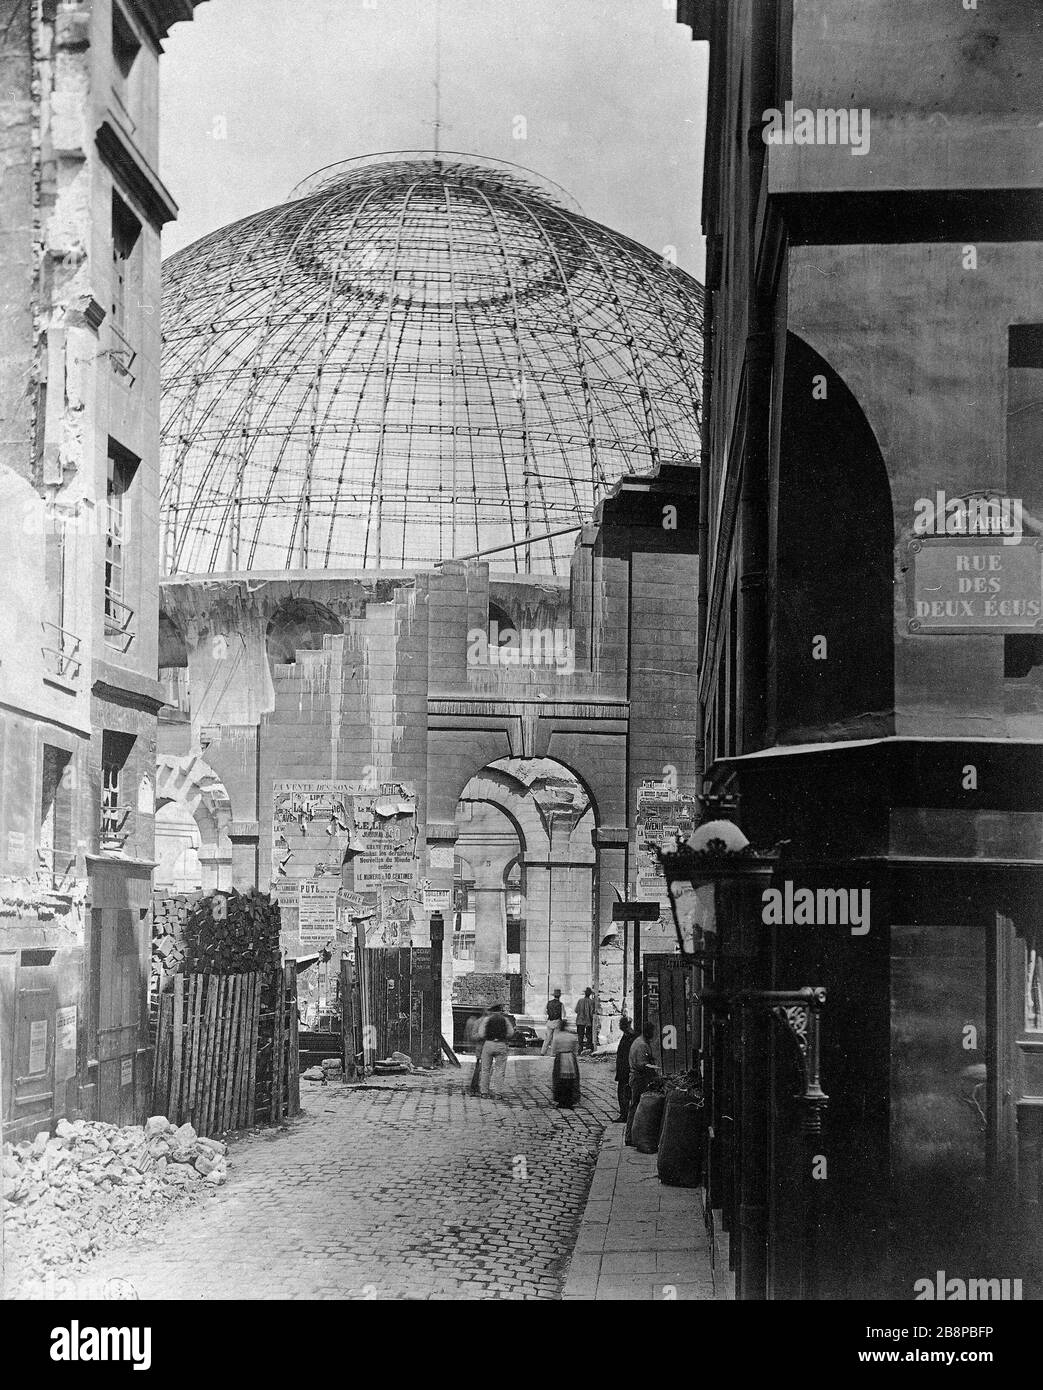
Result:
[614, 1015, 637, 1122]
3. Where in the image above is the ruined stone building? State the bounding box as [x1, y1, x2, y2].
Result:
[0, 1, 198, 1142]
[680, 0, 1043, 1298]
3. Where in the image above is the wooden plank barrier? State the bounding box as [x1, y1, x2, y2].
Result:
[152, 969, 299, 1136]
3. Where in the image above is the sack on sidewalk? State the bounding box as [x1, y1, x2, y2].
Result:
[632, 1091, 666, 1153]
[656, 1088, 705, 1187]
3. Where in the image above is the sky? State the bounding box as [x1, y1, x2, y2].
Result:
[158, 0, 708, 276]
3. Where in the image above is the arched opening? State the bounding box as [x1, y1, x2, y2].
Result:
[265, 598, 342, 667]
[774, 331, 896, 742]
[453, 756, 596, 1019]
[153, 754, 234, 893]
[154, 798, 202, 892]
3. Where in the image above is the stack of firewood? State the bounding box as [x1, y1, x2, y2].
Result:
[151, 892, 203, 983]
[180, 889, 282, 976]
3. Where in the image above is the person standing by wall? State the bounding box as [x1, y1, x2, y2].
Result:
[551, 1018, 581, 1108]
[479, 1003, 511, 1097]
[624, 1019, 659, 1145]
[541, 988, 565, 1054]
[575, 987, 596, 1054]
[614, 1014, 637, 1122]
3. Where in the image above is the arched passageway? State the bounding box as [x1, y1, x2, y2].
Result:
[454, 757, 596, 1017]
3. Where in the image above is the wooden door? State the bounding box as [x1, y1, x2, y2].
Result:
[13, 969, 55, 1135]
[93, 907, 146, 1126]
[363, 947, 437, 1066]
[644, 955, 699, 1075]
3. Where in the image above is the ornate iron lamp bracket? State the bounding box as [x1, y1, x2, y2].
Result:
[767, 987, 829, 1134]
[699, 986, 830, 1135]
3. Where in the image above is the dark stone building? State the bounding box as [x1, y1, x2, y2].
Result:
[680, 0, 1043, 1297]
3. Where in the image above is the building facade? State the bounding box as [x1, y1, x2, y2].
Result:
[0, 1, 201, 1141]
[153, 156, 704, 1033]
[681, 0, 1043, 1297]
[156, 471, 700, 1032]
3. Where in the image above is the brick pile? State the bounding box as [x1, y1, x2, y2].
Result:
[1, 1116, 229, 1287]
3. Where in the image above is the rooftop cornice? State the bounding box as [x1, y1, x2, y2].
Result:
[96, 119, 179, 228]
[132, 1, 204, 46]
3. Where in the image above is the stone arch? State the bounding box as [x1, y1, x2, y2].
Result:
[453, 756, 597, 1015]
[155, 752, 234, 892]
[265, 596, 342, 666]
[774, 331, 896, 743]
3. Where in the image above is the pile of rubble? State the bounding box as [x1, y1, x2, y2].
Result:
[1, 1116, 230, 1287]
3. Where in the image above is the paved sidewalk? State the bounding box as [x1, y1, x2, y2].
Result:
[561, 1125, 730, 1300]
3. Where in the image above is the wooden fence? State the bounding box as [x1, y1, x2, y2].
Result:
[152, 964, 300, 1135]
[360, 946, 439, 1068]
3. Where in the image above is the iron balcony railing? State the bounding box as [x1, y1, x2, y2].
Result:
[99, 802, 133, 852]
[40, 620, 82, 684]
[103, 590, 135, 651]
[108, 321, 137, 385]
[36, 844, 77, 891]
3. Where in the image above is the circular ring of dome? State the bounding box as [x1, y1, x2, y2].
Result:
[289, 150, 583, 213]
[291, 162, 588, 312]
[160, 153, 704, 577]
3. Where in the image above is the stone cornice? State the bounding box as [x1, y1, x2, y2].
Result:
[92, 660, 166, 715]
[133, 1, 203, 46]
[95, 119, 179, 229]
[428, 697, 628, 721]
[593, 826, 630, 848]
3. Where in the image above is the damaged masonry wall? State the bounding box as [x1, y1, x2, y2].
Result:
[2, 1, 199, 1143]
[0, 3, 96, 937]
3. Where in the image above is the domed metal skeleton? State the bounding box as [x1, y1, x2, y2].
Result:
[160, 153, 703, 575]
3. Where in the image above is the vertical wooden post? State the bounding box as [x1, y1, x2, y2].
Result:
[219, 976, 238, 1133]
[429, 913, 444, 1068]
[246, 972, 259, 1126]
[286, 963, 299, 1117]
[201, 977, 218, 1137]
[232, 974, 248, 1128]
[341, 958, 355, 1078]
[188, 973, 204, 1127]
[171, 974, 184, 1125]
[272, 969, 284, 1124]
[208, 976, 226, 1137]
[356, 924, 371, 1074]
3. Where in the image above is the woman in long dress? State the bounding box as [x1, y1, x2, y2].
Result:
[551, 1018, 581, 1108]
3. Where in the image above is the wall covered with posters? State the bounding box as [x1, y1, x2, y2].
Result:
[157, 470, 701, 1024]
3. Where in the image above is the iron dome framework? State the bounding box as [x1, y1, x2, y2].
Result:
[160, 152, 704, 576]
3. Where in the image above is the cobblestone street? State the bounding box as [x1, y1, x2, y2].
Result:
[84, 1057, 619, 1300]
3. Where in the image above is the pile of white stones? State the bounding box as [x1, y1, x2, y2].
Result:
[1, 1116, 230, 1285]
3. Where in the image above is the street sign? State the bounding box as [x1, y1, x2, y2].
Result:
[612, 900, 661, 921]
[907, 538, 1043, 633]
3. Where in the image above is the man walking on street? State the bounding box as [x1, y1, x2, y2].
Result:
[614, 1014, 637, 1121]
[624, 1019, 658, 1145]
[575, 987, 596, 1054]
[479, 1003, 511, 1097]
[541, 988, 565, 1054]
[468, 1004, 493, 1095]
